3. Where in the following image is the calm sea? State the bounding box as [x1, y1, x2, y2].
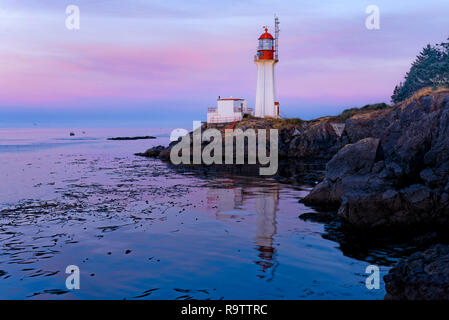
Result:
[0, 128, 391, 299]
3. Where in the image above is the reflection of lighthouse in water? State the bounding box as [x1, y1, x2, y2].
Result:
[206, 181, 280, 278]
[254, 189, 279, 277]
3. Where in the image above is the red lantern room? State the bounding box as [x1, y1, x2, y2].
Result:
[257, 27, 274, 60]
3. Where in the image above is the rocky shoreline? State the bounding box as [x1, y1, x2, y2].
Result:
[304, 89, 449, 299]
[384, 244, 449, 300]
[137, 89, 449, 299]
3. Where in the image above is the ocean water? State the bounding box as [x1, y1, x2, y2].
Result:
[0, 128, 391, 299]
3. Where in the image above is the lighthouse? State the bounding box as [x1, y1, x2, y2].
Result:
[254, 17, 280, 118]
[206, 17, 280, 124]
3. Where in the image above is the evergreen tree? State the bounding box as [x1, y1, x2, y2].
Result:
[392, 38, 449, 103]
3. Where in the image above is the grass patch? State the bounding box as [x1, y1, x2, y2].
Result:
[400, 87, 449, 109]
[334, 102, 392, 121]
[271, 117, 304, 129]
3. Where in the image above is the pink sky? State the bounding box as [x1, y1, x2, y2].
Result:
[1, 0, 448, 126]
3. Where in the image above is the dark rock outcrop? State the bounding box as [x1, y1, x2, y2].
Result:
[135, 145, 166, 157]
[384, 244, 449, 300]
[108, 136, 156, 141]
[304, 90, 449, 232]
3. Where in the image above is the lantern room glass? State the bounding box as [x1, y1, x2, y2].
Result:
[258, 39, 273, 50]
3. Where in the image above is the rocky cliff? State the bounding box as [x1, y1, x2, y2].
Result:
[304, 89, 449, 233]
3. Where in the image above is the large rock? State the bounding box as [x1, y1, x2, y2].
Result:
[384, 244, 449, 300]
[303, 138, 383, 207]
[337, 183, 440, 230]
[326, 138, 381, 181]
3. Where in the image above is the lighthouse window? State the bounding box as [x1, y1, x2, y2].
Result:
[259, 39, 273, 50]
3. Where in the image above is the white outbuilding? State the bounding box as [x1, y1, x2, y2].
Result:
[207, 98, 253, 124]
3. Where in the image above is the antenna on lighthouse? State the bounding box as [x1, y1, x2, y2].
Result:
[274, 15, 280, 61]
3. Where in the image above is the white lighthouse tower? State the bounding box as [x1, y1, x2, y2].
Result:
[254, 17, 280, 118]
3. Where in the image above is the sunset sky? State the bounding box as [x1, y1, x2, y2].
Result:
[1, 0, 448, 128]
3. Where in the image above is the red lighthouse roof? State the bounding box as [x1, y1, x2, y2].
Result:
[259, 27, 274, 39]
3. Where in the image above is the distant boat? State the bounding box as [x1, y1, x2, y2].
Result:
[70, 132, 75, 136]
